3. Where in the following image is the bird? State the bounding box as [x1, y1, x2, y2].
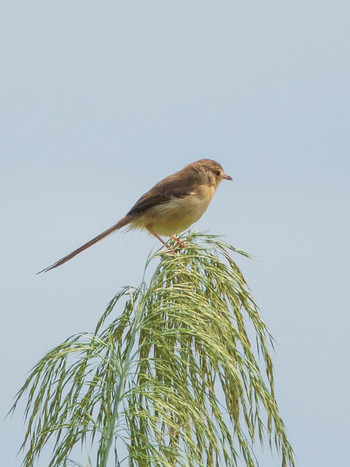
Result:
[37, 159, 232, 273]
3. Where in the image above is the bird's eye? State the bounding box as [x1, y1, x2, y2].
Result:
[215, 170, 221, 176]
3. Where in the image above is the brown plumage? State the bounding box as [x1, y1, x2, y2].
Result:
[37, 159, 232, 273]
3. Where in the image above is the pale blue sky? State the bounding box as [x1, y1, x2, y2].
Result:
[1, 1, 350, 465]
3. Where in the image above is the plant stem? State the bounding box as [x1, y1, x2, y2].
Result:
[100, 294, 142, 467]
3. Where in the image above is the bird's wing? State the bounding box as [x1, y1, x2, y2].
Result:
[127, 175, 196, 215]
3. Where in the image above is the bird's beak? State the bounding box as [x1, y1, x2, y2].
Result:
[223, 174, 233, 181]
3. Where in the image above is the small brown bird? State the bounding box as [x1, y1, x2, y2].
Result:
[38, 159, 232, 273]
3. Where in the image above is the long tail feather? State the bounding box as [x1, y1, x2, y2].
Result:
[37, 216, 130, 274]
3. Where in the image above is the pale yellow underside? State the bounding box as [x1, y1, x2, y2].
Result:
[129, 185, 216, 236]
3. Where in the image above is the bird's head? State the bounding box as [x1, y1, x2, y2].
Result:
[190, 159, 233, 188]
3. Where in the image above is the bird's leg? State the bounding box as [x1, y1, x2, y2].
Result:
[147, 227, 176, 254]
[169, 235, 186, 249]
